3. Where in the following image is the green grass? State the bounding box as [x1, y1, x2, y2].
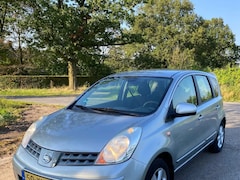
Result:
[0, 98, 29, 127]
[0, 86, 87, 97]
[0, 86, 87, 127]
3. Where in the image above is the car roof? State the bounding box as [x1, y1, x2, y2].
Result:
[108, 69, 213, 78]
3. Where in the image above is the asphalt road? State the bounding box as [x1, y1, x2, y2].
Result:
[7, 96, 240, 180]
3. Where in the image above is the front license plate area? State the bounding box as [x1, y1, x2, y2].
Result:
[22, 171, 51, 180]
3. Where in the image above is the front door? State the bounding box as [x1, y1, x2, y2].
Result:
[169, 76, 203, 166]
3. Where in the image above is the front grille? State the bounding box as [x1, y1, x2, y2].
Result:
[58, 152, 99, 166]
[26, 140, 41, 159]
[25, 140, 99, 166]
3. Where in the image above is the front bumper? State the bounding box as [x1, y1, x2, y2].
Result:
[12, 146, 146, 180]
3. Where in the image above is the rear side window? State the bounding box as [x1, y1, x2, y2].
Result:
[195, 76, 213, 103]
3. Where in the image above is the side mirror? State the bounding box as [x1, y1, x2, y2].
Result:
[175, 102, 197, 116]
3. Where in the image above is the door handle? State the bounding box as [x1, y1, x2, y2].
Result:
[198, 115, 204, 120]
[216, 105, 220, 110]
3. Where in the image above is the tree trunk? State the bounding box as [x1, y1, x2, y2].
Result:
[18, 34, 23, 65]
[68, 59, 77, 90]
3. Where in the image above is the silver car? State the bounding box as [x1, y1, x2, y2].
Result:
[13, 70, 226, 180]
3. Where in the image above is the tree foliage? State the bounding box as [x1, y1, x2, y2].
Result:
[192, 18, 236, 68]
[0, 0, 239, 88]
[107, 0, 238, 70]
[27, 0, 143, 89]
[0, 0, 33, 73]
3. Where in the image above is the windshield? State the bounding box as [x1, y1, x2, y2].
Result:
[74, 76, 172, 116]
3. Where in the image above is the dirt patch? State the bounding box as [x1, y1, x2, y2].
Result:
[0, 104, 60, 180]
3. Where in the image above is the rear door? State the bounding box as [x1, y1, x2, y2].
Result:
[193, 75, 219, 143]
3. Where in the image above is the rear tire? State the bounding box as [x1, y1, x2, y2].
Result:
[145, 158, 173, 180]
[209, 123, 225, 153]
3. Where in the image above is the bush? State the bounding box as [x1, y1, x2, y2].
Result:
[0, 75, 100, 89]
[213, 67, 240, 102]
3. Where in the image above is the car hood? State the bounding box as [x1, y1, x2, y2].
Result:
[31, 109, 145, 152]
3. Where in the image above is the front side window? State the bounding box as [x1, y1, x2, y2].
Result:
[172, 76, 197, 109]
[195, 75, 213, 103]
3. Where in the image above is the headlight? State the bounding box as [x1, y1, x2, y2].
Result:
[95, 127, 142, 164]
[21, 116, 46, 148]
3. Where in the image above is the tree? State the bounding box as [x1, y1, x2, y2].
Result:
[192, 18, 237, 69]
[0, 0, 32, 68]
[120, 0, 199, 69]
[110, 0, 237, 70]
[0, 0, 13, 63]
[0, 39, 15, 65]
[28, 0, 143, 90]
[6, 2, 31, 65]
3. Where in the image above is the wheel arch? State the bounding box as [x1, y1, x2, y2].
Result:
[144, 152, 174, 180]
[221, 117, 226, 127]
[158, 152, 174, 179]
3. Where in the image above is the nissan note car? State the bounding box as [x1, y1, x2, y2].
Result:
[12, 70, 226, 180]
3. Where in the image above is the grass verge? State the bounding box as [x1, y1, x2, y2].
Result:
[0, 98, 29, 127]
[0, 86, 87, 97]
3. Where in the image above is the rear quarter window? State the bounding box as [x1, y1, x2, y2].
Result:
[209, 77, 220, 97]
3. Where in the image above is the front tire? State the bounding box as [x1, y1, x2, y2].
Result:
[145, 159, 172, 180]
[209, 123, 225, 153]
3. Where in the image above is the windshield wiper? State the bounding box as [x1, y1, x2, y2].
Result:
[75, 105, 95, 112]
[75, 105, 141, 116]
[91, 107, 140, 116]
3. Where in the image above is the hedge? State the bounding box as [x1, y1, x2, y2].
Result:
[0, 75, 100, 89]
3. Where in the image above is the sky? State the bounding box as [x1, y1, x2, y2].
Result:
[190, 0, 240, 45]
